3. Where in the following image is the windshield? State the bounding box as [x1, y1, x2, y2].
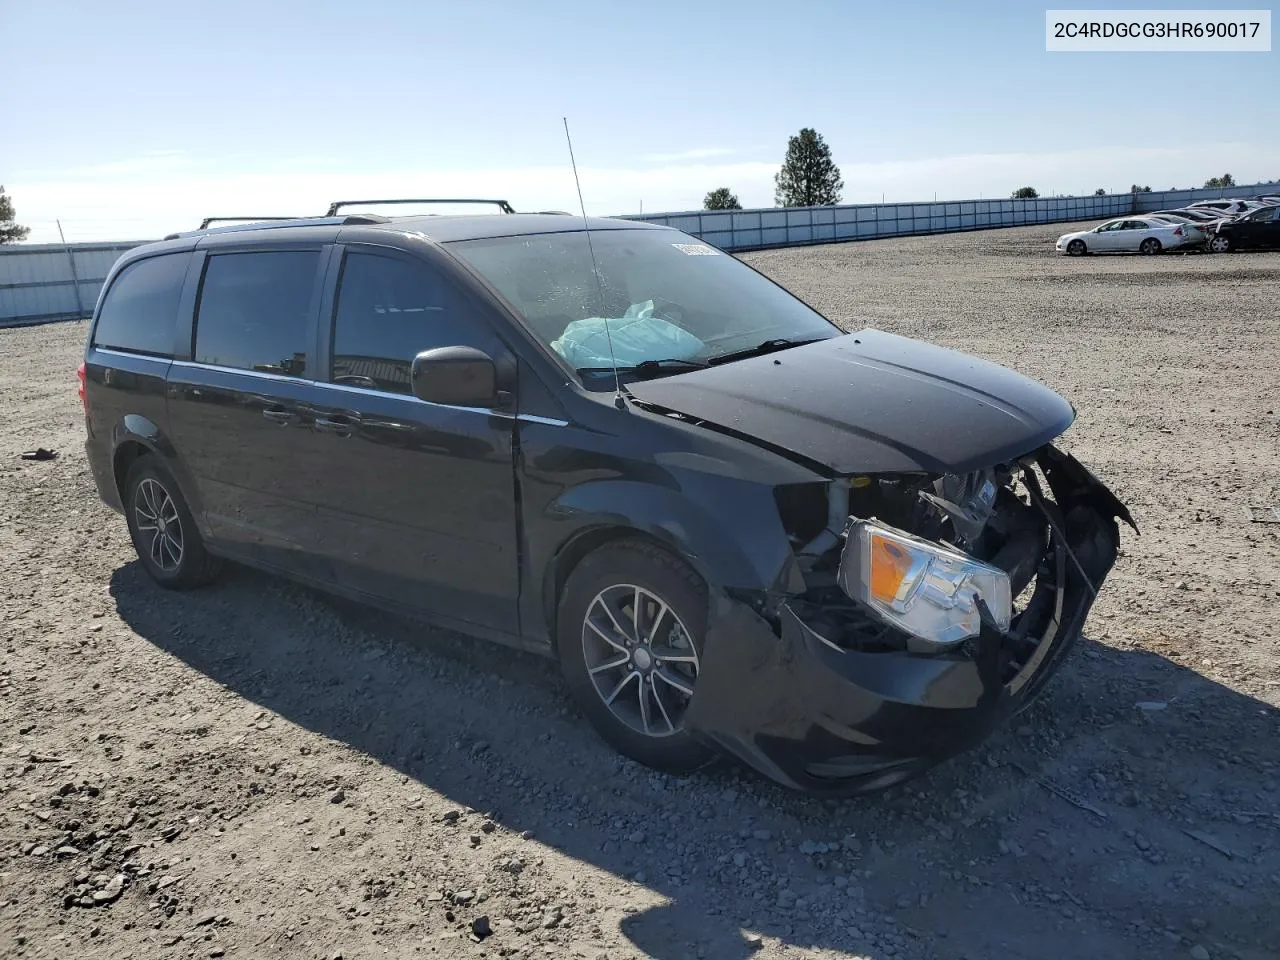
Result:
[447, 229, 839, 385]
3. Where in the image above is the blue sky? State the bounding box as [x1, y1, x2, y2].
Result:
[4, 0, 1277, 241]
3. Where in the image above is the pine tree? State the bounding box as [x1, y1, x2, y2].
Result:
[774, 129, 843, 207]
[0, 186, 31, 244]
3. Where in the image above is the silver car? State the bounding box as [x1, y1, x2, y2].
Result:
[1055, 216, 1197, 256]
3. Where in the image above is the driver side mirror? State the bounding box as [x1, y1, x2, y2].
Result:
[411, 346, 502, 408]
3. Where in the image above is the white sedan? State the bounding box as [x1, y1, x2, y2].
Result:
[1055, 217, 1197, 256]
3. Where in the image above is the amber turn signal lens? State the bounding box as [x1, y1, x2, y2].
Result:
[868, 533, 913, 604]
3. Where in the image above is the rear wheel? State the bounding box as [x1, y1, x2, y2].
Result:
[1209, 234, 1231, 253]
[557, 539, 715, 774]
[1139, 237, 1162, 255]
[1066, 239, 1086, 256]
[124, 457, 221, 589]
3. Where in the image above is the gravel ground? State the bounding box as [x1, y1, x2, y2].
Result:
[2, 222, 1278, 960]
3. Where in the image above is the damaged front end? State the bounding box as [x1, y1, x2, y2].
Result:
[683, 444, 1136, 796]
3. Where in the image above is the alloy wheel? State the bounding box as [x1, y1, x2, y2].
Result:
[1209, 235, 1230, 253]
[134, 477, 184, 572]
[581, 584, 700, 738]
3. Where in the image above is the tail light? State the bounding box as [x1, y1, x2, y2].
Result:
[1173, 226, 1183, 237]
[77, 362, 89, 417]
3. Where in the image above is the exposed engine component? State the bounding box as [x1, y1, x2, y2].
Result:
[919, 467, 1001, 548]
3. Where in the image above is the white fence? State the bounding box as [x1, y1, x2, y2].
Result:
[0, 242, 146, 328]
[2, 182, 1275, 327]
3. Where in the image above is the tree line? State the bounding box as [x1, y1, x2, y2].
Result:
[701, 128, 1266, 211]
[1012, 173, 1240, 201]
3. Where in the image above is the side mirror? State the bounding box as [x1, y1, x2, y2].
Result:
[410, 346, 499, 408]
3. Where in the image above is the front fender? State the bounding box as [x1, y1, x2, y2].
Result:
[522, 471, 808, 648]
[557, 475, 803, 590]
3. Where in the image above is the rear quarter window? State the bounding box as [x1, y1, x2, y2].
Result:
[91, 253, 191, 356]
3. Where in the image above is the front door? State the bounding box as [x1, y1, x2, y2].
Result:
[1241, 206, 1279, 247]
[1091, 221, 1124, 251]
[302, 245, 521, 634]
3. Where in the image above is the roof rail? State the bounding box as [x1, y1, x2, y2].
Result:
[325, 198, 516, 216]
[163, 214, 391, 242]
[198, 216, 302, 230]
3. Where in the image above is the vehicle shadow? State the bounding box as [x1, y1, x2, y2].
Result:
[108, 560, 1280, 960]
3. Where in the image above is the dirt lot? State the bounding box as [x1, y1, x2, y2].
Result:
[2, 222, 1278, 960]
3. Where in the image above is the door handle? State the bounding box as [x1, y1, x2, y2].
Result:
[262, 406, 298, 425]
[315, 414, 359, 436]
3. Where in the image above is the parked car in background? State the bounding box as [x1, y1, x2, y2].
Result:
[1153, 208, 1221, 223]
[1056, 216, 1196, 255]
[79, 205, 1133, 796]
[1207, 203, 1280, 252]
[1188, 199, 1263, 216]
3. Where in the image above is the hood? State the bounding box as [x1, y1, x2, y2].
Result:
[626, 330, 1075, 476]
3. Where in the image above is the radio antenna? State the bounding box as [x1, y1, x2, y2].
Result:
[563, 117, 625, 408]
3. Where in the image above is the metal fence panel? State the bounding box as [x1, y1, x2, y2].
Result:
[0, 241, 142, 326]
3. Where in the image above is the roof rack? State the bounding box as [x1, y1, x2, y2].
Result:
[325, 198, 516, 216]
[163, 214, 391, 242]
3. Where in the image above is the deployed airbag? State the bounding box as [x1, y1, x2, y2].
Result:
[551, 300, 704, 369]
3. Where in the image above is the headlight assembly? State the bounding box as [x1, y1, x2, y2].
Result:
[838, 519, 1011, 650]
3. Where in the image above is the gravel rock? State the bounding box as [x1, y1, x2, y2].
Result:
[91, 874, 125, 905]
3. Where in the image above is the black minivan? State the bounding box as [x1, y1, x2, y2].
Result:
[81, 207, 1134, 796]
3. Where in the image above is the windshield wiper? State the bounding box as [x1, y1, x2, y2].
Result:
[576, 358, 709, 381]
[706, 337, 827, 366]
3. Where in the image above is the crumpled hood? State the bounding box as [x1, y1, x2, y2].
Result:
[626, 330, 1076, 475]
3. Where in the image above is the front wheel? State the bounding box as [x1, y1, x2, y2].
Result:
[1067, 239, 1087, 256]
[1209, 235, 1231, 253]
[124, 457, 222, 589]
[557, 539, 715, 774]
[1139, 237, 1162, 255]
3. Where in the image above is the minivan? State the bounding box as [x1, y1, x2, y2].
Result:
[81, 206, 1134, 795]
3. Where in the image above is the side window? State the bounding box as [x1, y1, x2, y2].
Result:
[194, 251, 320, 375]
[330, 252, 487, 395]
[92, 253, 190, 356]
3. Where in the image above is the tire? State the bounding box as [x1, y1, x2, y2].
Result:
[1139, 237, 1162, 255]
[123, 456, 222, 589]
[1066, 239, 1086, 256]
[1209, 235, 1231, 254]
[557, 538, 715, 774]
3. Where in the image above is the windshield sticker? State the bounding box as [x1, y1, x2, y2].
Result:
[672, 242, 720, 256]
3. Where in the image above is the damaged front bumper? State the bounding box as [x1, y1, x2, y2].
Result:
[683, 445, 1134, 796]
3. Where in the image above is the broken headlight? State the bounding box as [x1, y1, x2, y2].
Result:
[838, 519, 1011, 650]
